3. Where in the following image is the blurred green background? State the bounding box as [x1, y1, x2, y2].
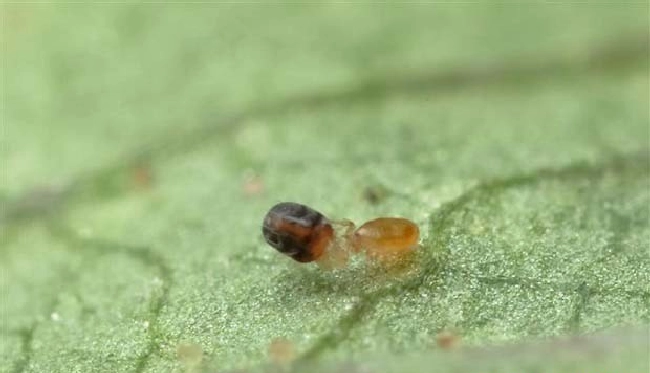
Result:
[2, 4, 649, 373]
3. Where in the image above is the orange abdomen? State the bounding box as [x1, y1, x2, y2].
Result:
[352, 217, 419, 259]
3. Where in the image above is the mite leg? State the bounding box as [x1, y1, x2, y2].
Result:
[315, 220, 357, 270]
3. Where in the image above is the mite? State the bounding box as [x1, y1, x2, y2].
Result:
[262, 202, 419, 265]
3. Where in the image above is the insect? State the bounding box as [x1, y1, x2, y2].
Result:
[262, 202, 419, 266]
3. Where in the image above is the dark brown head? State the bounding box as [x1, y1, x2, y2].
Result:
[262, 202, 334, 262]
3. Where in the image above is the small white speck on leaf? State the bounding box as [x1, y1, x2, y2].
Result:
[77, 227, 93, 237]
[152, 277, 163, 286]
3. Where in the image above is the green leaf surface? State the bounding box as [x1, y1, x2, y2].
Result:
[2, 4, 649, 373]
